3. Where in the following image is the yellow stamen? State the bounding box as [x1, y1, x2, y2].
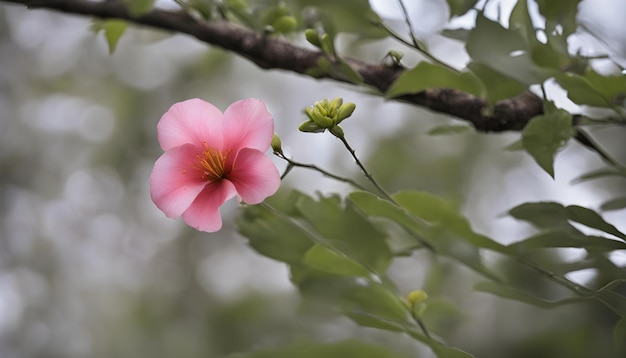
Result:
[196, 147, 229, 181]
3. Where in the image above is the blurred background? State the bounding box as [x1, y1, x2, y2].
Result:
[0, 0, 625, 357]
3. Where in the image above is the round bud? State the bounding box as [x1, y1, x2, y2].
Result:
[305, 29, 321, 47]
[272, 16, 297, 33]
[407, 290, 428, 306]
[271, 133, 283, 154]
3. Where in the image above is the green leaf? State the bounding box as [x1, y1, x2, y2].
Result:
[530, 41, 570, 72]
[237, 204, 314, 264]
[445, 0, 479, 18]
[565, 205, 626, 242]
[306, 57, 332, 78]
[555, 69, 626, 107]
[303, 245, 371, 277]
[386, 62, 483, 98]
[393, 191, 509, 253]
[341, 282, 411, 331]
[223, 0, 257, 28]
[504, 138, 524, 151]
[509, 202, 579, 233]
[188, 0, 214, 19]
[475, 281, 582, 308]
[427, 124, 473, 135]
[296, 194, 392, 275]
[614, 318, 626, 353]
[592, 279, 626, 318]
[522, 109, 573, 178]
[478, 278, 626, 319]
[508, 230, 626, 252]
[229, 339, 412, 358]
[441, 28, 470, 42]
[429, 342, 476, 358]
[97, 20, 128, 55]
[601, 197, 626, 211]
[127, 0, 156, 16]
[583, 69, 626, 104]
[555, 73, 609, 107]
[511, 1, 571, 79]
[288, 263, 353, 293]
[535, 0, 582, 36]
[509, 0, 536, 45]
[466, 14, 539, 85]
[336, 59, 364, 84]
[349, 191, 430, 240]
[292, 0, 386, 38]
[467, 62, 527, 104]
[571, 167, 626, 184]
[508, 201, 626, 242]
[349, 191, 504, 280]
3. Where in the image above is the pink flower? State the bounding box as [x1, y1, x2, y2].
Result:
[150, 98, 280, 232]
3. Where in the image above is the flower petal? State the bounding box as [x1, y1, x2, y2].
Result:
[182, 180, 237, 232]
[150, 144, 207, 218]
[157, 98, 224, 151]
[228, 148, 280, 204]
[222, 98, 274, 154]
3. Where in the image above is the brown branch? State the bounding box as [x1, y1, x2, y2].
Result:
[1, 0, 544, 132]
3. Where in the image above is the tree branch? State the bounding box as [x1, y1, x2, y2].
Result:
[1, 0, 544, 132]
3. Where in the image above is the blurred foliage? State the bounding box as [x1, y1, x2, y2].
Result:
[230, 339, 412, 358]
[1, 0, 626, 358]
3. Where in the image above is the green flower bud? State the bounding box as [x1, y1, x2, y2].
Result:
[306, 104, 332, 128]
[407, 290, 428, 306]
[304, 107, 315, 121]
[329, 125, 344, 138]
[305, 29, 321, 47]
[311, 112, 334, 128]
[272, 15, 297, 33]
[271, 133, 283, 154]
[389, 50, 404, 61]
[330, 97, 343, 114]
[336, 102, 356, 123]
[314, 100, 329, 117]
[320, 33, 334, 56]
[298, 120, 325, 133]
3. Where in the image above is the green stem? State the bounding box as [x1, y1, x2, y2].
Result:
[336, 135, 396, 203]
[274, 151, 367, 190]
[373, 18, 457, 72]
[410, 308, 432, 339]
[396, 0, 419, 47]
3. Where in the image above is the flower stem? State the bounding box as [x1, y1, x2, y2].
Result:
[274, 151, 367, 191]
[336, 135, 396, 203]
[396, 0, 419, 49]
[373, 4, 457, 72]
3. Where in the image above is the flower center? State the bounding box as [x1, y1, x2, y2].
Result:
[196, 145, 229, 182]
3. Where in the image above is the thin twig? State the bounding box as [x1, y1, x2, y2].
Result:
[336, 135, 396, 203]
[374, 16, 457, 72]
[396, 0, 419, 49]
[274, 151, 367, 190]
